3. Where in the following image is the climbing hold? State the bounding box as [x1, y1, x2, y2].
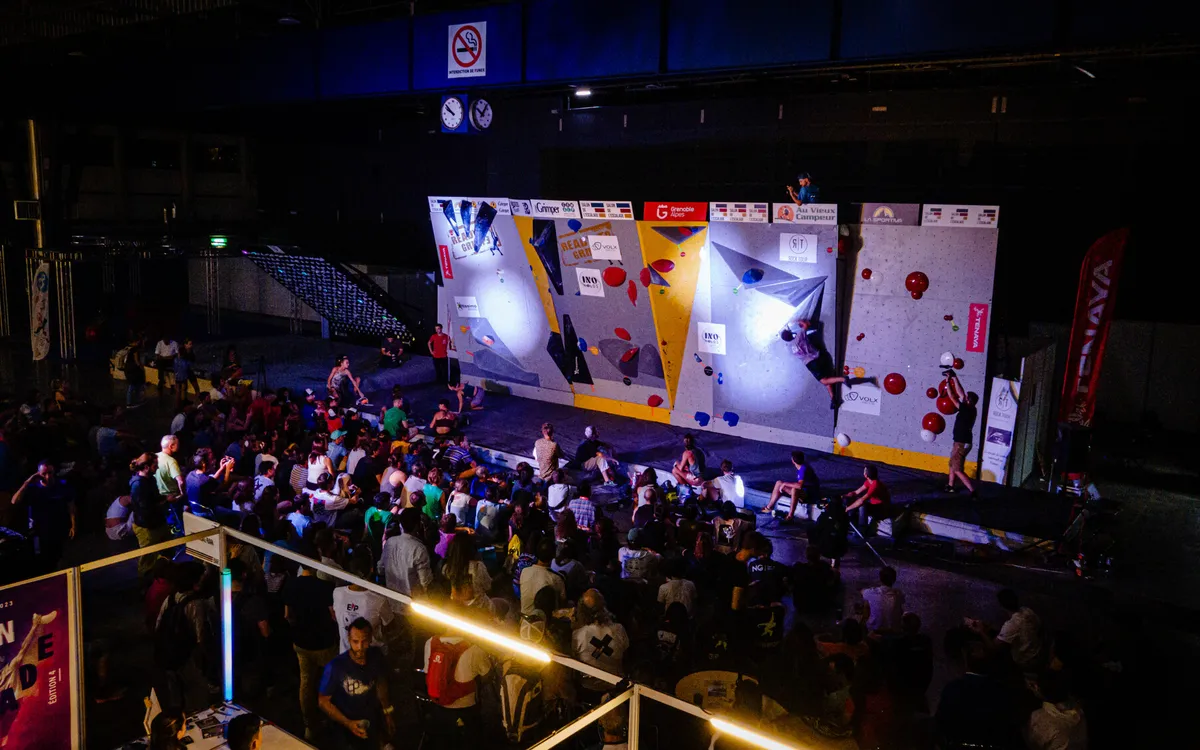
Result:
[905, 271, 930, 295]
[953, 357, 965, 370]
[920, 429, 936, 443]
[939, 352, 955, 367]
[741, 268, 765, 285]
[856, 333, 865, 341]
[574, 291, 581, 296]
[680, 251, 686, 257]
[567, 219, 582, 232]
[780, 329, 795, 342]
[620, 347, 640, 363]
[628, 280, 638, 306]
[922, 412, 947, 434]
[650, 259, 676, 274]
[717, 372, 724, 384]
[647, 394, 664, 408]
[622, 377, 632, 386]
[952, 323, 960, 332]
[614, 328, 631, 341]
[853, 367, 866, 378]
[926, 387, 938, 399]
[694, 411, 711, 427]
[835, 433, 851, 448]
[694, 354, 703, 363]
[639, 268, 652, 287]
[658, 288, 665, 294]
[936, 395, 958, 415]
[679, 227, 693, 237]
[589, 346, 599, 355]
[861, 268, 872, 280]
[883, 373, 907, 395]
[826, 246, 834, 254]
[910, 291, 923, 300]
[944, 315, 954, 321]
[938, 379, 950, 397]
[459, 326, 470, 333]
[602, 267, 627, 287]
[577, 337, 588, 350]
[722, 412, 740, 427]
[704, 366, 713, 377]
[661, 340, 667, 347]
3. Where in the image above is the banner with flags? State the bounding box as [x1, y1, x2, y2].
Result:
[1059, 229, 1128, 426]
[30, 262, 51, 361]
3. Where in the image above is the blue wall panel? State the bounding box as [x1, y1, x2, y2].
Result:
[320, 19, 410, 99]
[667, 0, 833, 71]
[840, 0, 1054, 60]
[412, 5, 522, 89]
[238, 33, 317, 104]
[526, 0, 660, 82]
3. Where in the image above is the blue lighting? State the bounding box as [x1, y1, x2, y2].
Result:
[221, 568, 233, 702]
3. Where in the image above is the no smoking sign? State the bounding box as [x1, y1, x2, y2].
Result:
[448, 21, 487, 78]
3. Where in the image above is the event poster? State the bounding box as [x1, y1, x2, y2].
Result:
[980, 377, 1020, 484]
[30, 262, 50, 362]
[0, 572, 76, 749]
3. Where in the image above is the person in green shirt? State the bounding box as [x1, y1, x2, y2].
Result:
[363, 493, 399, 552]
[420, 468, 445, 522]
[154, 435, 184, 499]
[381, 398, 407, 439]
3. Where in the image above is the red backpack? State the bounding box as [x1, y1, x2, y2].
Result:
[426, 638, 477, 707]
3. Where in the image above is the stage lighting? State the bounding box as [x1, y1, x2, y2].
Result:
[221, 568, 233, 702]
[575, 88, 593, 98]
[209, 235, 228, 249]
[410, 601, 551, 663]
[710, 719, 798, 750]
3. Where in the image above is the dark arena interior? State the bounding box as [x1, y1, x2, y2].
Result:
[0, 1, 1197, 748]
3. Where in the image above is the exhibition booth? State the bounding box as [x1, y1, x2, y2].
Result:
[0, 518, 850, 750]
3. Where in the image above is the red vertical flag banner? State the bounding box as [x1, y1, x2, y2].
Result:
[1059, 228, 1129, 426]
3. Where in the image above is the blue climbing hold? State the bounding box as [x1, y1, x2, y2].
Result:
[741, 268, 764, 285]
[694, 411, 711, 427]
[722, 411, 740, 427]
[717, 372, 724, 385]
[577, 337, 588, 350]
[567, 219, 582, 232]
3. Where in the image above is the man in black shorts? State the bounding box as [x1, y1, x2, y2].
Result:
[790, 319, 850, 409]
[945, 373, 979, 498]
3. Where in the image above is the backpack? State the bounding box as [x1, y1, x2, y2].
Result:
[426, 638, 477, 707]
[498, 659, 546, 743]
[154, 593, 200, 670]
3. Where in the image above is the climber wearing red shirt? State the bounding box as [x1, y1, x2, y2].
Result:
[843, 464, 891, 528]
[428, 324, 453, 384]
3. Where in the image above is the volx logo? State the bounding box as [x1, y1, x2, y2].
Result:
[845, 391, 878, 404]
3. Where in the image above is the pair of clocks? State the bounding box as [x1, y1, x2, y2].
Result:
[440, 95, 492, 132]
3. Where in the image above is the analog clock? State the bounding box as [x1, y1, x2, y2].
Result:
[440, 96, 465, 132]
[470, 98, 493, 131]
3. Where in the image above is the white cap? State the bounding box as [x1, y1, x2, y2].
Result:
[584, 426, 594, 438]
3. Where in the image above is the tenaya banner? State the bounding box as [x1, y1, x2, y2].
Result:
[1059, 229, 1128, 426]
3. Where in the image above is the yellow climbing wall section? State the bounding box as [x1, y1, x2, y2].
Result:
[636, 221, 708, 408]
[514, 215, 562, 337]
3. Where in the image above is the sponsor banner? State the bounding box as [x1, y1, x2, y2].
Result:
[448, 21, 487, 78]
[586, 235, 621, 262]
[966, 303, 989, 353]
[428, 197, 512, 215]
[453, 295, 481, 318]
[710, 202, 769, 224]
[579, 201, 635, 221]
[0, 571, 76, 750]
[576, 268, 605, 297]
[30, 262, 50, 361]
[772, 203, 838, 225]
[1059, 229, 1128, 426]
[437, 244, 454, 281]
[981, 377, 1020, 483]
[644, 202, 708, 221]
[859, 202, 920, 225]
[529, 199, 581, 219]
[779, 233, 819, 264]
[183, 512, 221, 565]
[558, 221, 614, 267]
[840, 381, 882, 416]
[510, 199, 532, 217]
[921, 204, 1000, 228]
[697, 322, 726, 356]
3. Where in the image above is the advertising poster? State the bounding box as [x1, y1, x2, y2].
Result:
[30, 262, 50, 362]
[980, 377, 1020, 484]
[0, 572, 76, 749]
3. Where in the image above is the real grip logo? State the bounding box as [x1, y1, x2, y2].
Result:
[644, 202, 708, 221]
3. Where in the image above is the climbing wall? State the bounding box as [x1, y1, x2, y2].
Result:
[669, 218, 839, 450]
[431, 197, 573, 403]
[836, 206, 999, 473]
[513, 200, 669, 414]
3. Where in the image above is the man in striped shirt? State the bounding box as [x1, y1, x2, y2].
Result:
[568, 482, 597, 531]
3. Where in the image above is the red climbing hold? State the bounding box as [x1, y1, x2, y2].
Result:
[627, 280, 637, 306]
[936, 395, 958, 415]
[926, 387, 938, 399]
[647, 394, 664, 408]
[953, 357, 965, 370]
[602, 266, 627, 287]
[944, 314, 954, 321]
[861, 268, 872, 280]
[911, 291, 923, 300]
[639, 267, 651, 287]
[856, 333, 865, 341]
[650, 259, 675, 274]
[883, 373, 907, 395]
[615, 328, 631, 341]
[922, 412, 947, 434]
[620, 347, 640, 363]
[905, 271, 929, 295]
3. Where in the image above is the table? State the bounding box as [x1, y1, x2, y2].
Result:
[119, 702, 313, 750]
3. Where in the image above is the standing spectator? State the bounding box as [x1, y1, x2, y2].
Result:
[861, 566, 905, 634]
[520, 537, 566, 616]
[423, 612, 492, 748]
[153, 561, 215, 712]
[124, 338, 147, 407]
[380, 334, 404, 368]
[229, 558, 271, 699]
[945, 373, 980, 498]
[381, 508, 433, 597]
[129, 453, 170, 577]
[156, 435, 186, 503]
[285, 549, 339, 741]
[533, 423, 564, 481]
[572, 590, 629, 703]
[332, 550, 395, 653]
[174, 338, 200, 406]
[154, 334, 179, 399]
[428, 323, 453, 384]
[12, 460, 76, 573]
[320, 618, 396, 748]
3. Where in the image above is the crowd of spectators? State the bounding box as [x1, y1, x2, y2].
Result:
[0, 338, 1125, 750]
